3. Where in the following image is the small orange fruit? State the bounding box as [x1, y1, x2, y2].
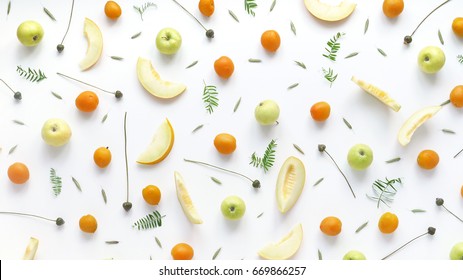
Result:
[378, 212, 399, 234]
[93, 147, 112, 168]
[320, 216, 342, 236]
[417, 149, 439, 170]
[310, 101, 331, 122]
[171, 243, 194, 260]
[214, 56, 234, 79]
[261, 30, 281, 52]
[450, 85, 463, 108]
[142, 185, 162, 205]
[214, 133, 237, 154]
[7, 162, 30, 184]
[104, 1, 122, 20]
[79, 214, 98, 233]
[382, 0, 404, 18]
[198, 0, 214, 17]
[452, 17, 463, 37]
[460, 185, 463, 198]
[75, 91, 99, 112]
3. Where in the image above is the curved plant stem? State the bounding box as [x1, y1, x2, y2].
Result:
[170, 0, 214, 38]
[0, 78, 21, 100]
[0, 211, 64, 226]
[184, 158, 260, 188]
[382, 227, 435, 260]
[442, 205, 463, 223]
[318, 145, 355, 198]
[57, 0, 75, 52]
[122, 112, 132, 211]
[56, 72, 122, 98]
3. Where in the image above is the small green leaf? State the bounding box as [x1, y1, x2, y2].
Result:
[12, 120, 25, 126]
[211, 177, 222, 185]
[105, 241, 119, 244]
[313, 177, 324, 187]
[229, 10, 239, 22]
[293, 144, 305, 155]
[131, 32, 142, 39]
[233, 97, 242, 113]
[101, 188, 107, 204]
[7, 1, 11, 15]
[287, 83, 299, 90]
[364, 18, 369, 35]
[43, 7, 56, 21]
[411, 209, 426, 213]
[318, 249, 322, 260]
[192, 124, 204, 133]
[51, 91, 63, 100]
[110, 56, 124, 61]
[442, 129, 456, 134]
[270, 0, 276, 12]
[186, 60, 198, 69]
[72, 176, 82, 192]
[257, 212, 264, 218]
[344, 52, 359, 59]
[385, 157, 401, 164]
[294, 61, 306, 69]
[290, 21, 296, 36]
[155, 236, 162, 248]
[8, 145, 18, 155]
[342, 117, 352, 129]
[377, 48, 387, 57]
[212, 247, 221, 260]
[248, 58, 262, 63]
[355, 221, 369, 233]
[101, 113, 109, 123]
[438, 29, 444, 45]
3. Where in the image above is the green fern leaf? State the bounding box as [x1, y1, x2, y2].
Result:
[245, 0, 257, 16]
[132, 211, 164, 230]
[322, 67, 338, 87]
[16, 66, 47, 83]
[322, 32, 345, 62]
[458, 55, 463, 64]
[50, 168, 62, 197]
[250, 139, 277, 173]
[202, 82, 219, 114]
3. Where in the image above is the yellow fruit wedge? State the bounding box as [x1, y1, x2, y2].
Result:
[137, 118, 174, 164]
[351, 76, 401, 112]
[397, 105, 442, 146]
[79, 18, 103, 71]
[174, 171, 203, 224]
[304, 0, 356, 22]
[137, 57, 186, 99]
[23, 237, 39, 260]
[258, 223, 303, 260]
[276, 157, 306, 214]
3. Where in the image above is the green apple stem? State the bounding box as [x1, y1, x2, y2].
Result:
[382, 227, 436, 260]
[170, 0, 214, 39]
[123, 112, 132, 211]
[57, 0, 75, 52]
[0, 211, 64, 226]
[56, 72, 123, 99]
[318, 144, 356, 198]
[403, 0, 452, 45]
[184, 158, 261, 188]
[0, 78, 21, 100]
[436, 198, 463, 222]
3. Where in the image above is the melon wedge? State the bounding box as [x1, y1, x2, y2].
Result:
[79, 18, 103, 71]
[276, 156, 306, 213]
[397, 106, 442, 146]
[351, 76, 401, 112]
[137, 118, 174, 164]
[23, 237, 39, 260]
[304, 0, 356, 22]
[137, 57, 186, 99]
[258, 223, 303, 260]
[174, 171, 203, 224]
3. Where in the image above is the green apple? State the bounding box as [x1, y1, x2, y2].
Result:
[221, 195, 246, 220]
[417, 46, 446, 74]
[255, 100, 280, 125]
[155, 28, 182, 55]
[343, 250, 366, 260]
[17, 20, 44, 47]
[41, 118, 72, 147]
[347, 143, 373, 170]
[450, 242, 463, 260]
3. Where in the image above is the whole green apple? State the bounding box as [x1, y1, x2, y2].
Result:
[343, 250, 366, 260]
[347, 143, 373, 170]
[156, 27, 182, 55]
[417, 46, 446, 74]
[17, 20, 44, 47]
[41, 118, 72, 147]
[449, 242, 463, 260]
[221, 195, 246, 220]
[255, 100, 280, 125]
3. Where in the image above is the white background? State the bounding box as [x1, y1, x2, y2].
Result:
[0, 0, 463, 260]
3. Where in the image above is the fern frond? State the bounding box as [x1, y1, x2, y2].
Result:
[202, 82, 219, 114]
[322, 32, 344, 62]
[458, 55, 463, 64]
[322, 67, 338, 87]
[368, 177, 402, 208]
[50, 168, 62, 197]
[245, 0, 257, 16]
[250, 139, 277, 173]
[133, 2, 157, 21]
[16, 66, 47, 82]
[132, 211, 164, 230]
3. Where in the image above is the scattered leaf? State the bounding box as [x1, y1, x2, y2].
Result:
[293, 144, 305, 155]
[192, 124, 204, 133]
[12, 120, 25, 126]
[186, 60, 198, 69]
[411, 209, 426, 213]
[385, 157, 401, 164]
[233, 97, 241, 113]
[458, 55, 463, 64]
[442, 129, 455, 134]
[318, 249, 322, 260]
[110, 56, 124, 61]
[105, 241, 119, 245]
[438, 29, 444, 45]
[342, 117, 352, 130]
[344, 52, 359, 59]
[72, 176, 82, 192]
[290, 21, 296, 35]
[101, 113, 109, 123]
[228, 10, 239, 22]
[155, 236, 162, 248]
[294, 60, 306, 69]
[51, 91, 63, 100]
[212, 247, 221, 260]
[245, 0, 257, 17]
[364, 18, 369, 34]
[101, 188, 107, 204]
[257, 212, 264, 218]
[377, 48, 387, 57]
[8, 145, 18, 155]
[440, 99, 451, 106]
[43, 7, 56, 21]
[133, 2, 157, 21]
[7, 1, 11, 16]
[287, 83, 299, 90]
[355, 221, 369, 233]
[211, 177, 222, 185]
[270, 0, 276, 12]
[131, 32, 142, 39]
[248, 58, 262, 63]
[313, 177, 324, 187]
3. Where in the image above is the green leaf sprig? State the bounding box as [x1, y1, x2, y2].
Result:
[50, 168, 62, 197]
[458, 55, 463, 64]
[245, 0, 257, 16]
[16, 66, 47, 82]
[322, 67, 338, 87]
[323, 32, 344, 61]
[367, 178, 402, 208]
[133, 2, 157, 21]
[203, 82, 219, 114]
[250, 139, 277, 173]
[132, 211, 165, 230]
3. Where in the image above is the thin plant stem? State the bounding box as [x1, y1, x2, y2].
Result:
[0, 211, 56, 222]
[442, 205, 463, 223]
[184, 158, 253, 182]
[171, 0, 206, 31]
[382, 232, 428, 260]
[410, 0, 451, 38]
[56, 72, 113, 94]
[124, 112, 129, 203]
[323, 150, 356, 198]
